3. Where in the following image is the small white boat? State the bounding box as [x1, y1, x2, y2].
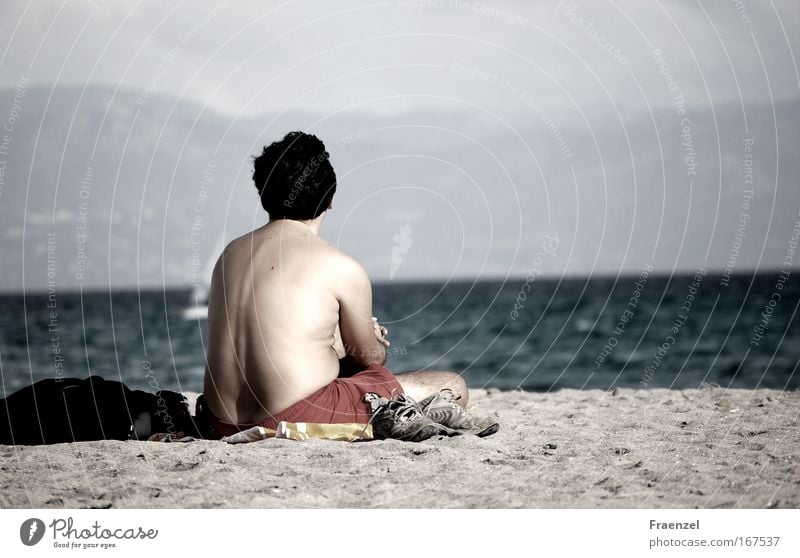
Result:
[182, 285, 209, 320]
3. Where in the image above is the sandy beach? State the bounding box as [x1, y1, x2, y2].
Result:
[1, 387, 798, 509]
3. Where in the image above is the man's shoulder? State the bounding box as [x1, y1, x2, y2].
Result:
[221, 227, 367, 283]
[220, 230, 256, 256]
[304, 243, 368, 296]
[320, 245, 367, 279]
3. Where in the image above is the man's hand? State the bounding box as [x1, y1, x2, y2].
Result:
[372, 317, 390, 347]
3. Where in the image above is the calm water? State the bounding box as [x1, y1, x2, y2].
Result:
[1, 273, 798, 396]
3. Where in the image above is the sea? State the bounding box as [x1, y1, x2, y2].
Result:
[1, 272, 798, 396]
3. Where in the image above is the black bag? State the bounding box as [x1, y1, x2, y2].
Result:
[0, 376, 194, 445]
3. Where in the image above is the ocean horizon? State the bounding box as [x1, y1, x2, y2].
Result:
[1, 272, 797, 396]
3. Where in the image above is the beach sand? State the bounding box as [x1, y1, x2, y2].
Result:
[1, 387, 798, 508]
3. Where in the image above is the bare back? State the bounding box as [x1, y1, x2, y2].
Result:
[203, 220, 344, 424]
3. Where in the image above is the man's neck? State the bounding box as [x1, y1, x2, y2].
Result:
[269, 213, 326, 235]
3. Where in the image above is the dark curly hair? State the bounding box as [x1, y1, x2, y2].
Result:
[252, 131, 336, 220]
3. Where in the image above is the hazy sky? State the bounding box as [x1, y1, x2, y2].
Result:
[0, 0, 798, 290]
[3, 0, 798, 112]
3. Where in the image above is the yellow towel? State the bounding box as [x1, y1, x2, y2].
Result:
[220, 422, 372, 444]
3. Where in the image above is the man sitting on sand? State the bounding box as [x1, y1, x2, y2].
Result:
[201, 131, 497, 441]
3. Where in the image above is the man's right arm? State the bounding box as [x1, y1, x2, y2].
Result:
[334, 256, 387, 368]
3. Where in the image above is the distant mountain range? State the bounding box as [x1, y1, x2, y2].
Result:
[0, 85, 797, 292]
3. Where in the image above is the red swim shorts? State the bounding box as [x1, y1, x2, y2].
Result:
[207, 363, 403, 438]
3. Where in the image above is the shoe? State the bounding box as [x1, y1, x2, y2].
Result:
[364, 392, 461, 442]
[418, 389, 500, 437]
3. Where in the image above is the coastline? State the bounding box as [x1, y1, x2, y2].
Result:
[1, 387, 797, 508]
